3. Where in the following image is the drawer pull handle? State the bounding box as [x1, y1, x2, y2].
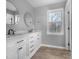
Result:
[17, 40, 24, 43]
[18, 47, 22, 50]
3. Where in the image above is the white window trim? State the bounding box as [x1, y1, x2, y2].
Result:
[47, 8, 64, 35]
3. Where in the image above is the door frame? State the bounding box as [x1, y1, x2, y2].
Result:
[65, 0, 72, 50]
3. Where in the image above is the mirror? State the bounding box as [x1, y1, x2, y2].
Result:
[6, 0, 19, 25]
[24, 12, 34, 32]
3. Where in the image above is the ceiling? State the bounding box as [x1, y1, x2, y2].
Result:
[6, 1, 16, 11]
[27, 0, 66, 7]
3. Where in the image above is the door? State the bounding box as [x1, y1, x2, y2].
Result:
[67, 11, 71, 51]
[65, 0, 72, 51]
[65, 6, 72, 51]
[65, 10, 71, 50]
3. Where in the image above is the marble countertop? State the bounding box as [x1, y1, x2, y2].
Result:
[6, 31, 29, 43]
[6, 31, 40, 43]
[6, 31, 41, 38]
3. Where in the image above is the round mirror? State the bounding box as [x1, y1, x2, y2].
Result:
[24, 12, 34, 32]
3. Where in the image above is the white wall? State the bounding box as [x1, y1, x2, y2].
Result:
[34, 2, 66, 47]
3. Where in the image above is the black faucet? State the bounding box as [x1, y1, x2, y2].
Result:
[8, 29, 15, 35]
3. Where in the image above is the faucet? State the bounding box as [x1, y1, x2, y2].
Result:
[8, 17, 15, 35]
[8, 29, 15, 35]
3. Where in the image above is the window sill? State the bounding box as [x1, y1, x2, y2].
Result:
[47, 32, 64, 35]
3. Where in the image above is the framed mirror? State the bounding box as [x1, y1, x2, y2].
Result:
[24, 12, 34, 32]
[6, 0, 19, 25]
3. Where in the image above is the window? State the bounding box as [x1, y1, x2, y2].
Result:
[47, 8, 64, 35]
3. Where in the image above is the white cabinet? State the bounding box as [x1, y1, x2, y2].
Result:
[6, 32, 41, 59]
[17, 39, 26, 59]
[16, 36, 29, 59]
[29, 32, 41, 58]
[6, 35, 29, 59]
[36, 32, 41, 48]
[6, 39, 17, 59]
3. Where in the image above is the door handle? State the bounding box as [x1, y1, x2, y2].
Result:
[68, 27, 70, 30]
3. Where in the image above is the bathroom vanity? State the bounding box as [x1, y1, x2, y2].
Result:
[6, 32, 41, 59]
[6, 33, 29, 59]
[6, 1, 41, 59]
[28, 32, 41, 58]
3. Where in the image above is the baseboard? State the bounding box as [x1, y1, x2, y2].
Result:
[41, 44, 67, 50]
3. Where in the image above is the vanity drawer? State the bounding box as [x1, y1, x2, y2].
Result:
[29, 36, 35, 41]
[30, 48, 35, 54]
[29, 39, 35, 46]
[29, 43, 35, 48]
[29, 33, 36, 38]
[29, 38, 36, 46]
[29, 45, 35, 51]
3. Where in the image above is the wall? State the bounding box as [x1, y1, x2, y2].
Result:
[34, 2, 66, 47]
[6, 0, 34, 34]
[6, 0, 67, 47]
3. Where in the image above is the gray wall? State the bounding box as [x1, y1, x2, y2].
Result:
[34, 2, 66, 47]
[6, 0, 34, 34]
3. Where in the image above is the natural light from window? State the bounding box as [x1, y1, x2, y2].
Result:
[47, 8, 64, 35]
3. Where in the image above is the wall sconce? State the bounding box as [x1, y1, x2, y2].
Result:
[15, 15, 20, 24]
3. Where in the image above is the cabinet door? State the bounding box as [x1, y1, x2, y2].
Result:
[25, 38, 29, 56]
[17, 47, 26, 59]
[17, 38, 29, 59]
[6, 42, 17, 59]
[36, 33, 41, 47]
[23, 38, 29, 58]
